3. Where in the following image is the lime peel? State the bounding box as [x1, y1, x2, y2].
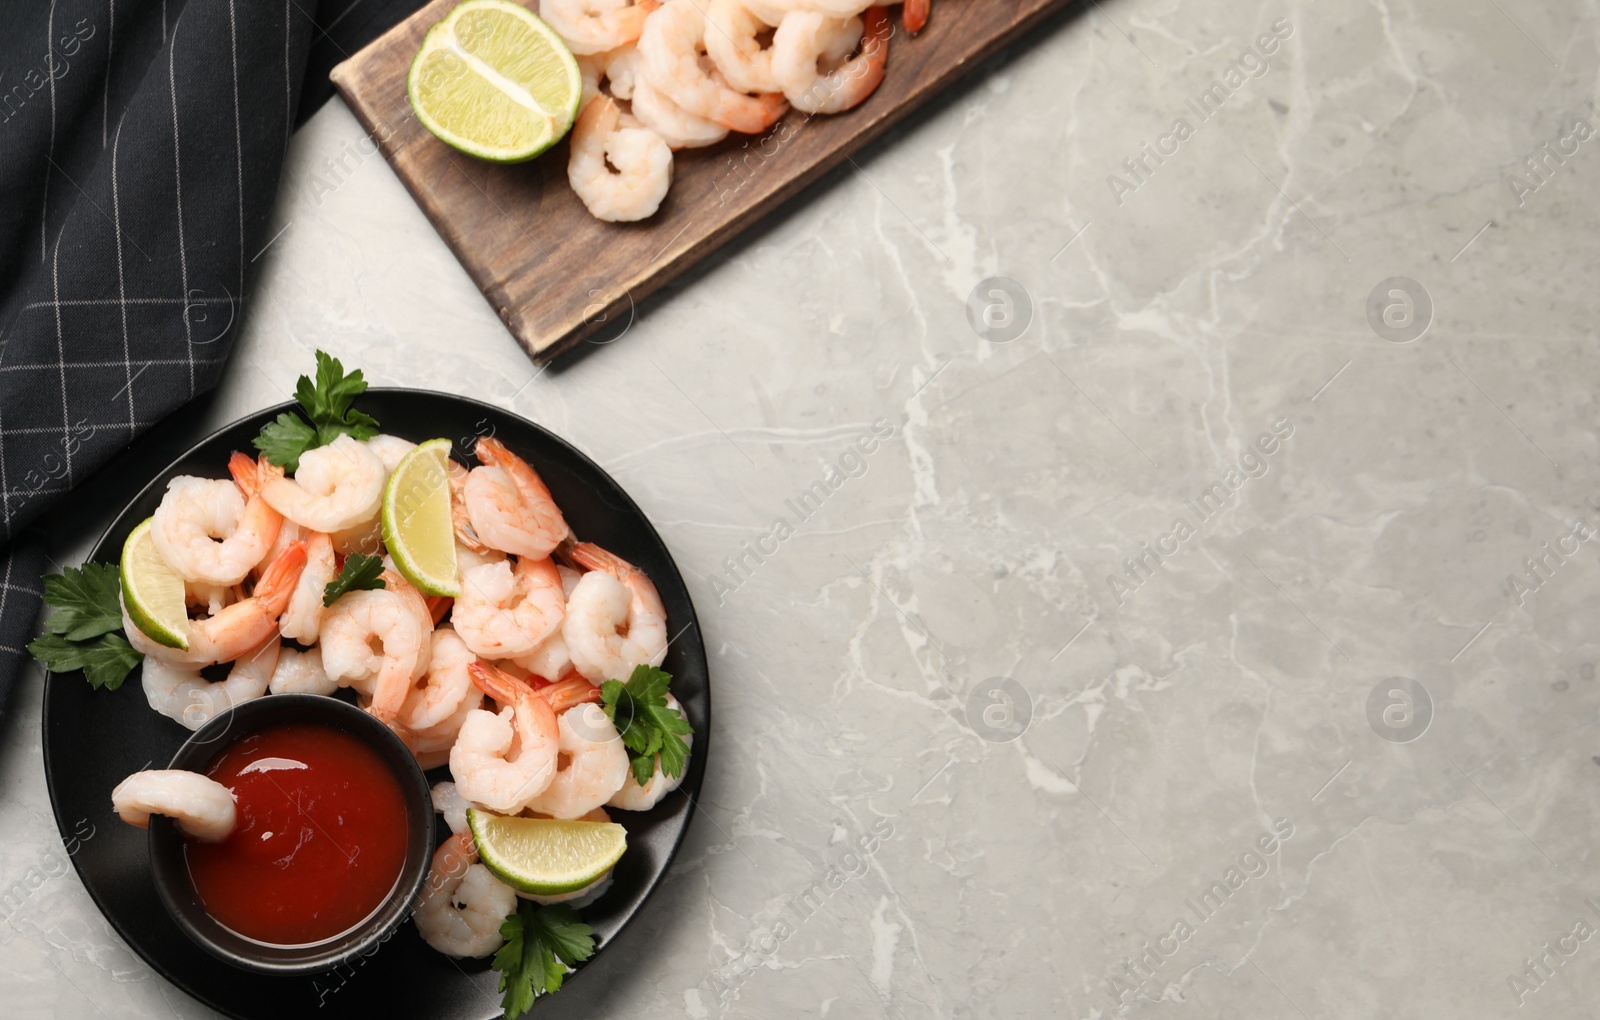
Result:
[382, 438, 460, 598]
[119, 517, 190, 650]
[468, 810, 628, 896]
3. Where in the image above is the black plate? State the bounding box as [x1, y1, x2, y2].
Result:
[42, 389, 710, 1020]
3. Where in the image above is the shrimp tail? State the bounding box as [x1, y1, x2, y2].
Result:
[253, 541, 309, 613]
[228, 452, 259, 495]
[903, 0, 929, 33]
[539, 676, 603, 714]
[566, 541, 631, 577]
[468, 660, 531, 705]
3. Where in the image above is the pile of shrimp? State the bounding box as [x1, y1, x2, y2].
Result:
[112, 433, 688, 960]
[552, 0, 934, 221]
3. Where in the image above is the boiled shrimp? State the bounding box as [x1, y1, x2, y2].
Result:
[464, 437, 570, 559]
[279, 530, 336, 644]
[563, 543, 667, 683]
[603, 43, 643, 99]
[568, 96, 673, 223]
[520, 702, 629, 819]
[706, 0, 783, 94]
[260, 434, 386, 533]
[365, 434, 416, 473]
[111, 769, 236, 842]
[771, 6, 890, 114]
[141, 637, 280, 730]
[319, 572, 432, 723]
[269, 645, 338, 696]
[903, 0, 929, 33]
[126, 542, 308, 666]
[450, 662, 561, 813]
[397, 627, 483, 735]
[413, 832, 517, 958]
[453, 557, 566, 660]
[431, 781, 473, 836]
[630, 75, 730, 149]
[541, 0, 658, 55]
[609, 693, 691, 810]
[152, 463, 283, 587]
[638, 0, 788, 133]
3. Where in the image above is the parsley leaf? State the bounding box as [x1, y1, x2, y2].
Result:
[492, 902, 596, 1017]
[27, 632, 142, 690]
[600, 664, 693, 787]
[252, 350, 380, 470]
[322, 553, 386, 607]
[38, 562, 123, 641]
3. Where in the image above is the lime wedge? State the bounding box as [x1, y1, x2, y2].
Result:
[468, 809, 627, 895]
[408, 0, 582, 163]
[382, 438, 460, 598]
[120, 518, 190, 650]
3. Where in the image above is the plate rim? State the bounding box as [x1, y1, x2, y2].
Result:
[41, 386, 711, 1019]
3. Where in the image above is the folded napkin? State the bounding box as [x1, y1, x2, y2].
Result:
[0, 0, 424, 724]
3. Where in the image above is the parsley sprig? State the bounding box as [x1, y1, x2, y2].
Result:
[492, 902, 596, 1017]
[26, 563, 142, 690]
[600, 664, 693, 787]
[252, 350, 380, 471]
[322, 553, 386, 607]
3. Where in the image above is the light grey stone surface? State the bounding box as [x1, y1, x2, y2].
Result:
[6, 0, 1600, 1016]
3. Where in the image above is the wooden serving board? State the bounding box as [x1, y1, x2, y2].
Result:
[331, 0, 1073, 362]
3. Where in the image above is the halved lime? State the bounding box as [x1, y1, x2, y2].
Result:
[468, 809, 628, 895]
[382, 438, 460, 598]
[408, 0, 582, 163]
[120, 518, 189, 650]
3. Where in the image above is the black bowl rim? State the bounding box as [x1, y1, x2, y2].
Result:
[42, 387, 711, 1017]
[149, 693, 435, 976]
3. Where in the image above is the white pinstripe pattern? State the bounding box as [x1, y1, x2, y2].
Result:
[49, 235, 72, 482]
[166, 11, 194, 394]
[111, 114, 134, 430]
[227, 0, 243, 300]
[41, 0, 59, 262]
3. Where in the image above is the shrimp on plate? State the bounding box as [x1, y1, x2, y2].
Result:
[125, 542, 308, 667]
[431, 780, 474, 836]
[142, 637, 280, 730]
[609, 693, 692, 810]
[638, 0, 788, 134]
[151, 457, 284, 587]
[111, 770, 236, 842]
[451, 662, 561, 814]
[453, 557, 566, 660]
[269, 645, 337, 696]
[365, 434, 416, 474]
[413, 832, 517, 958]
[260, 434, 386, 533]
[771, 5, 891, 114]
[319, 570, 432, 723]
[562, 542, 667, 683]
[520, 701, 629, 820]
[279, 530, 336, 644]
[463, 437, 570, 560]
[567, 96, 673, 223]
[397, 627, 483, 736]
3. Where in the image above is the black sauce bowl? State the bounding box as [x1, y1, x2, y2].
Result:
[147, 694, 433, 976]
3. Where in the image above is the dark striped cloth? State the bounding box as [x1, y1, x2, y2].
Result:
[0, 0, 425, 724]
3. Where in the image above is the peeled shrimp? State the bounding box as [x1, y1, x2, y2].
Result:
[279, 531, 336, 644]
[761, 0, 878, 15]
[638, 0, 788, 133]
[567, 96, 673, 223]
[398, 627, 483, 735]
[414, 833, 517, 958]
[771, 6, 890, 114]
[454, 557, 566, 660]
[141, 637, 280, 730]
[563, 543, 667, 683]
[111, 769, 236, 842]
[126, 542, 308, 666]
[319, 573, 432, 723]
[260, 434, 386, 533]
[152, 464, 283, 587]
[630, 76, 730, 149]
[541, 0, 658, 55]
[451, 662, 561, 814]
[608, 693, 691, 810]
[706, 0, 783, 94]
[520, 703, 629, 819]
[365, 434, 416, 473]
[464, 438, 570, 560]
[603, 43, 643, 99]
[269, 645, 338, 695]
[431, 781, 473, 836]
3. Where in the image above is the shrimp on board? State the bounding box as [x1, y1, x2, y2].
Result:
[567, 96, 673, 224]
[705, 0, 784, 95]
[771, 5, 891, 114]
[453, 557, 566, 660]
[125, 542, 308, 667]
[414, 832, 517, 958]
[151, 458, 284, 587]
[638, 0, 788, 134]
[902, 0, 929, 33]
[541, 0, 659, 55]
[562, 542, 668, 683]
[451, 662, 561, 814]
[260, 434, 386, 534]
[463, 437, 571, 560]
[111, 770, 236, 842]
[630, 75, 730, 150]
[142, 637, 280, 731]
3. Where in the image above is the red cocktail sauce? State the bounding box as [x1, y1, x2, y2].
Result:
[185, 722, 409, 946]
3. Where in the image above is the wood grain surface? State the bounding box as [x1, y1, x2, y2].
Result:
[331, 0, 1073, 362]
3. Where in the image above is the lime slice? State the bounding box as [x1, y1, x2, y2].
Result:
[120, 518, 189, 650]
[382, 438, 460, 598]
[408, 0, 582, 163]
[468, 810, 627, 895]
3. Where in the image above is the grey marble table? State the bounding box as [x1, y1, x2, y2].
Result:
[6, 0, 1600, 1016]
